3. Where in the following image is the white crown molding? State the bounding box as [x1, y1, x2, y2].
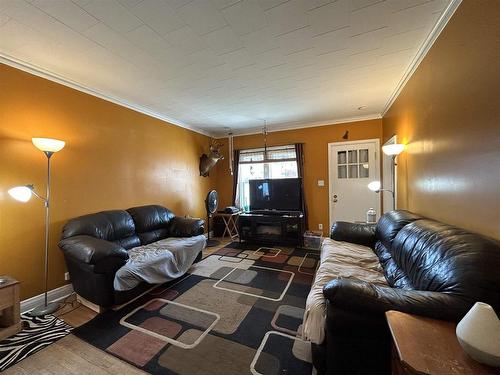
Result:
[21, 283, 74, 313]
[0, 53, 214, 138]
[216, 114, 382, 138]
[381, 0, 462, 116]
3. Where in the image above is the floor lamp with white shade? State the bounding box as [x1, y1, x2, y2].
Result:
[8, 137, 65, 316]
[367, 143, 405, 210]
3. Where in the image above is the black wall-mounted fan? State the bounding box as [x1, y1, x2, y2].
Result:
[205, 190, 220, 247]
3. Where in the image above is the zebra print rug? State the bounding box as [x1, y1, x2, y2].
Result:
[0, 314, 72, 372]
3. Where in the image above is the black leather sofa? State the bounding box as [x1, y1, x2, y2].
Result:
[312, 210, 500, 375]
[59, 205, 204, 308]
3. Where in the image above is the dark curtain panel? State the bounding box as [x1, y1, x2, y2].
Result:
[232, 149, 240, 206]
[295, 143, 308, 229]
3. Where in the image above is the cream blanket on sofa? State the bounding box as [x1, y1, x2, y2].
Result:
[302, 238, 388, 344]
[113, 235, 206, 291]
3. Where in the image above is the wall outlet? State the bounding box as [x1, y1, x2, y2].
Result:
[64, 272, 70, 281]
[318, 224, 323, 230]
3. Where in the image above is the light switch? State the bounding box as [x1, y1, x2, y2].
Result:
[318, 180, 325, 187]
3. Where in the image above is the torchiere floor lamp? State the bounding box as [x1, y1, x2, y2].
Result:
[8, 137, 65, 316]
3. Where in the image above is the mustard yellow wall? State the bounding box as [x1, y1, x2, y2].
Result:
[0, 63, 216, 299]
[214, 119, 383, 231]
[383, 0, 500, 240]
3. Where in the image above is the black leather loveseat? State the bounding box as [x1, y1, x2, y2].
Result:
[59, 205, 204, 308]
[312, 210, 500, 374]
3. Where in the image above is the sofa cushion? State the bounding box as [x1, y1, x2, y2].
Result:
[391, 219, 500, 310]
[127, 205, 175, 245]
[61, 210, 140, 249]
[373, 210, 423, 269]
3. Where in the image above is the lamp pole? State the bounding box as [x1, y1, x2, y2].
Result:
[43, 151, 53, 310]
[29, 151, 60, 316]
[391, 155, 396, 210]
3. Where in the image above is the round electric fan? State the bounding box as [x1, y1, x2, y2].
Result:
[205, 190, 220, 247]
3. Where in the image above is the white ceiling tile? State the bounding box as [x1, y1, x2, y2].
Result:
[177, 0, 227, 35]
[349, 0, 384, 12]
[389, 1, 443, 34]
[164, 0, 196, 10]
[126, 24, 171, 54]
[2, 0, 454, 133]
[83, 21, 148, 64]
[221, 47, 254, 70]
[275, 25, 313, 55]
[308, 0, 349, 37]
[0, 19, 37, 53]
[258, 0, 289, 12]
[284, 47, 315, 68]
[349, 26, 388, 54]
[306, 0, 331, 11]
[203, 26, 242, 55]
[0, 14, 10, 27]
[350, 0, 390, 36]
[241, 27, 278, 55]
[265, 0, 308, 36]
[164, 26, 207, 54]
[32, 0, 99, 32]
[75, 0, 142, 33]
[129, 0, 184, 36]
[1, 0, 96, 52]
[116, 0, 143, 9]
[256, 48, 286, 70]
[222, 0, 267, 36]
[210, 0, 241, 10]
[380, 26, 428, 55]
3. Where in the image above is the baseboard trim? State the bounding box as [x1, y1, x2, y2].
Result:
[21, 284, 74, 313]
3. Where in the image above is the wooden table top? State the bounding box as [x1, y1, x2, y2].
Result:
[214, 211, 241, 217]
[0, 276, 19, 289]
[386, 311, 500, 375]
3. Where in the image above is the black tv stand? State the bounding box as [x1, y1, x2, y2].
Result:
[238, 211, 304, 246]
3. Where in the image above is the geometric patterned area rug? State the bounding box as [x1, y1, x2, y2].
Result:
[0, 314, 73, 372]
[73, 242, 319, 374]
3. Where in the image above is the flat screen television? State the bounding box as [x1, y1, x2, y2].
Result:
[249, 178, 302, 212]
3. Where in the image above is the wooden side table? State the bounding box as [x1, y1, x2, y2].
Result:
[0, 276, 22, 341]
[386, 310, 500, 375]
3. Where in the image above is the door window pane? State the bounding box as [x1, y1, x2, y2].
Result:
[359, 163, 369, 178]
[359, 149, 369, 163]
[337, 151, 346, 164]
[348, 165, 358, 178]
[338, 165, 347, 179]
[348, 150, 357, 163]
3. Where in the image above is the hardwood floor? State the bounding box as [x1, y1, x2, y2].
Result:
[4, 238, 232, 374]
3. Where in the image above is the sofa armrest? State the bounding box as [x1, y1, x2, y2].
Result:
[169, 217, 205, 237]
[330, 221, 376, 247]
[323, 278, 471, 321]
[59, 235, 129, 264]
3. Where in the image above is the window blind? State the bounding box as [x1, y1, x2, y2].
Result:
[239, 145, 297, 164]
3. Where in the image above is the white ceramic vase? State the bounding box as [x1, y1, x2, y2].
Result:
[456, 302, 500, 367]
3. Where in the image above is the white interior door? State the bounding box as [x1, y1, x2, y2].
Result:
[329, 140, 380, 226]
